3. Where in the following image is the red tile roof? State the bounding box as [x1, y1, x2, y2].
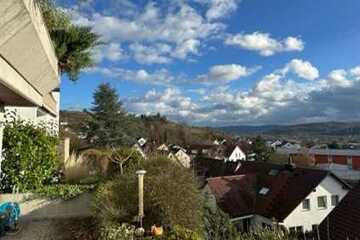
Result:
[207, 162, 350, 221]
[207, 174, 257, 218]
[319, 184, 360, 240]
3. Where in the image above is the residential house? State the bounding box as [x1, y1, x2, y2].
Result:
[157, 143, 169, 152]
[168, 148, 191, 168]
[276, 142, 302, 155]
[137, 137, 147, 147]
[213, 139, 220, 145]
[205, 162, 350, 233]
[187, 144, 221, 159]
[0, 0, 60, 134]
[310, 149, 360, 170]
[319, 184, 360, 240]
[315, 163, 360, 182]
[132, 143, 146, 159]
[267, 140, 283, 150]
[225, 145, 247, 162]
[189, 143, 249, 162]
[0, 0, 60, 167]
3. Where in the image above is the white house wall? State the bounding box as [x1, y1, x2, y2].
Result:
[175, 150, 191, 168]
[228, 146, 246, 161]
[4, 106, 59, 134]
[281, 175, 349, 232]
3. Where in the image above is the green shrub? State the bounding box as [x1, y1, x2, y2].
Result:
[93, 155, 203, 233]
[1, 121, 58, 193]
[163, 225, 202, 240]
[98, 223, 200, 240]
[35, 184, 94, 201]
[203, 206, 238, 240]
[99, 223, 137, 240]
[236, 228, 298, 240]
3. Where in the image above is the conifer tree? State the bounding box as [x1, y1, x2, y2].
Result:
[84, 83, 132, 147]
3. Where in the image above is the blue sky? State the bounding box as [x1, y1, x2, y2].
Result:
[60, 0, 360, 126]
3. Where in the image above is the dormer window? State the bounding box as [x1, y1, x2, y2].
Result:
[259, 187, 270, 195]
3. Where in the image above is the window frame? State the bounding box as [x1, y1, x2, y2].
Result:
[331, 195, 339, 206]
[317, 196, 328, 209]
[302, 198, 310, 211]
[296, 226, 304, 233]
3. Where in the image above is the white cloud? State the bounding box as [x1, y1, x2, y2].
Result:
[350, 66, 360, 80]
[92, 43, 126, 62]
[125, 88, 206, 122]
[204, 0, 239, 21]
[196, 64, 260, 83]
[283, 59, 319, 80]
[171, 39, 200, 59]
[116, 60, 360, 125]
[70, 2, 225, 63]
[88, 67, 174, 85]
[327, 69, 353, 88]
[129, 43, 172, 64]
[224, 32, 304, 56]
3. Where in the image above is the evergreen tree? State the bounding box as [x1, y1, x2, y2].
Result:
[252, 135, 271, 161]
[84, 83, 132, 147]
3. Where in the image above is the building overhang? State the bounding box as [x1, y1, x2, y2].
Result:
[0, 0, 59, 114]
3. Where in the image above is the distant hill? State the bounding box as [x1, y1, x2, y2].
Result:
[60, 110, 232, 148]
[218, 122, 360, 138]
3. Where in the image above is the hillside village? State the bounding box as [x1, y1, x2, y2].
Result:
[1, 0, 360, 240]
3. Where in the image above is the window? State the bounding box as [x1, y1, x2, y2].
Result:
[331, 195, 339, 206]
[262, 223, 271, 229]
[259, 187, 270, 195]
[312, 224, 319, 234]
[302, 199, 310, 210]
[296, 226, 304, 233]
[318, 196, 327, 209]
[289, 227, 295, 233]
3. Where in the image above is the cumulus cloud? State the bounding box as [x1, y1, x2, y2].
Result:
[88, 67, 174, 85]
[224, 32, 304, 56]
[125, 88, 206, 122]
[327, 69, 353, 88]
[282, 59, 319, 80]
[196, 64, 260, 83]
[69, 1, 225, 63]
[92, 43, 126, 62]
[204, 0, 239, 21]
[350, 66, 360, 80]
[129, 43, 172, 64]
[123, 59, 360, 126]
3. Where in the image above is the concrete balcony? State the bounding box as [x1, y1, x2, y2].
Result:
[0, 0, 59, 115]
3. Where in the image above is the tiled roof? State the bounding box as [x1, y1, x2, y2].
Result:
[207, 162, 349, 221]
[309, 149, 360, 156]
[319, 184, 360, 240]
[207, 175, 257, 218]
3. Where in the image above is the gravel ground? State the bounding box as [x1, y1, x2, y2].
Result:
[2, 218, 97, 240]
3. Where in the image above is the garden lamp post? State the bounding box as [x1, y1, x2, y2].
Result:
[136, 170, 146, 229]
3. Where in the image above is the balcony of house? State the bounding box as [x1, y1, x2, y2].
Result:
[0, 0, 59, 114]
